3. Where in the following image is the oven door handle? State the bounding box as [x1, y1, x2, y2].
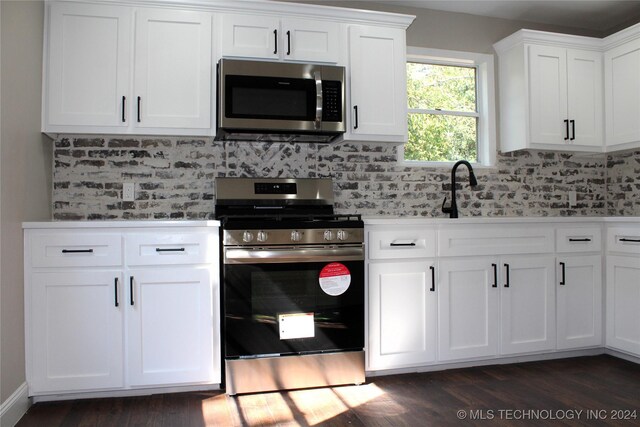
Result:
[314, 70, 323, 130]
[224, 246, 364, 264]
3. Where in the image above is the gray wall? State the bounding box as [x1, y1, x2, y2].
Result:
[1, 1, 49, 404]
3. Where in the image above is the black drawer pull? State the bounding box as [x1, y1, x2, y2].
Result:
[390, 242, 416, 247]
[429, 266, 435, 292]
[559, 262, 566, 286]
[62, 249, 93, 254]
[569, 238, 591, 242]
[156, 248, 185, 252]
[620, 238, 640, 243]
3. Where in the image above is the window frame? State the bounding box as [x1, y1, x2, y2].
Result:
[401, 47, 497, 168]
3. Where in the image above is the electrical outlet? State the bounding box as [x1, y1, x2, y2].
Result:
[569, 190, 577, 207]
[123, 182, 135, 201]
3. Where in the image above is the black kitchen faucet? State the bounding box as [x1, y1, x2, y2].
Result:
[442, 160, 478, 218]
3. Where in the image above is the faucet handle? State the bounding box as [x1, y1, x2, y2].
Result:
[442, 197, 452, 214]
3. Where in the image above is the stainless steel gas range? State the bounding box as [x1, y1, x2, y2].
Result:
[214, 177, 365, 395]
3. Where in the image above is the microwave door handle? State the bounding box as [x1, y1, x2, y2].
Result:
[314, 71, 322, 130]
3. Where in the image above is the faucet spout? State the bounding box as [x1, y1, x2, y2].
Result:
[442, 160, 478, 219]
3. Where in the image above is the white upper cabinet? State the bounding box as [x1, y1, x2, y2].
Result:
[44, 2, 132, 130]
[220, 14, 340, 63]
[604, 37, 640, 150]
[346, 25, 407, 142]
[494, 31, 603, 153]
[44, 2, 213, 135]
[134, 9, 212, 131]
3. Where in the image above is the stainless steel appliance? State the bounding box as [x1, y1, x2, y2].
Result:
[216, 59, 345, 142]
[215, 178, 365, 395]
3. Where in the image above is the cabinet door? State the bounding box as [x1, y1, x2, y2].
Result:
[281, 19, 339, 63]
[134, 9, 212, 130]
[500, 256, 556, 355]
[348, 26, 407, 140]
[606, 256, 640, 355]
[528, 45, 568, 145]
[567, 49, 603, 147]
[604, 39, 640, 148]
[127, 268, 215, 386]
[557, 255, 603, 349]
[220, 14, 280, 59]
[368, 261, 436, 370]
[30, 271, 124, 393]
[438, 258, 499, 361]
[46, 2, 131, 128]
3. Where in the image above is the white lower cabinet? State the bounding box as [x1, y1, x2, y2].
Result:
[556, 255, 603, 349]
[437, 258, 499, 361]
[500, 255, 556, 355]
[606, 255, 640, 355]
[30, 271, 124, 393]
[25, 226, 220, 397]
[368, 261, 436, 370]
[127, 268, 214, 386]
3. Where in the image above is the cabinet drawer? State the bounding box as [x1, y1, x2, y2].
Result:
[607, 227, 640, 254]
[368, 228, 436, 260]
[438, 226, 554, 257]
[31, 233, 122, 268]
[125, 232, 215, 266]
[556, 227, 602, 253]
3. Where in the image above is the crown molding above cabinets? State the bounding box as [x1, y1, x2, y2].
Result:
[41, 0, 415, 142]
[495, 25, 640, 154]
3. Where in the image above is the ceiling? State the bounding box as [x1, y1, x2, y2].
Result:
[371, 1, 640, 33]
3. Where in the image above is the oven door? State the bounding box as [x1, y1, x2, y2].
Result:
[222, 245, 364, 359]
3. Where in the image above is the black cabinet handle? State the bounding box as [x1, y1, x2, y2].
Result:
[121, 96, 126, 123]
[156, 247, 185, 252]
[620, 238, 640, 242]
[492, 263, 497, 288]
[569, 238, 591, 242]
[62, 249, 93, 253]
[390, 242, 416, 247]
[286, 30, 291, 55]
[504, 263, 510, 288]
[273, 29, 278, 54]
[564, 119, 569, 140]
[429, 266, 435, 292]
[353, 105, 358, 129]
[137, 96, 141, 122]
[570, 120, 576, 141]
[130, 276, 135, 306]
[559, 262, 566, 286]
[114, 277, 119, 307]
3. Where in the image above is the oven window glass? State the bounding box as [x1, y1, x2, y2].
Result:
[226, 75, 315, 120]
[223, 260, 364, 358]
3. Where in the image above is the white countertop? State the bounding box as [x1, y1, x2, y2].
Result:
[22, 220, 220, 229]
[363, 216, 640, 225]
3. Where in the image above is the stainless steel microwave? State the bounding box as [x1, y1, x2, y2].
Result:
[216, 59, 345, 142]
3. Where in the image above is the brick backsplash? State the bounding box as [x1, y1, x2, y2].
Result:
[51, 135, 636, 220]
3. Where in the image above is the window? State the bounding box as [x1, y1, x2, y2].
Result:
[401, 47, 496, 167]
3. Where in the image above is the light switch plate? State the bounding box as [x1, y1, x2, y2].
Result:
[569, 190, 577, 207]
[123, 182, 135, 201]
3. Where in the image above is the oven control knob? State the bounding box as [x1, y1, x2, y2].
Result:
[242, 231, 254, 243]
[337, 230, 349, 241]
[290, 230, 302, 242]
[257, 230, 268, 243]
[323, 230, 335, 241]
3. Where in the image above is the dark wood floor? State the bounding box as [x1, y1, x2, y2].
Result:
[17, 355, 640, 426]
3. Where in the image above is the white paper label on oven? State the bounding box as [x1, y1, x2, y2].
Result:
[319, 262, 351, 296]
[279, 312, 315, 340]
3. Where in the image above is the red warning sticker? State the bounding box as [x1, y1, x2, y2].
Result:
[319, 262, 351, 296]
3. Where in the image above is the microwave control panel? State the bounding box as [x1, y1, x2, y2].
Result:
[322, 81, 342, 122]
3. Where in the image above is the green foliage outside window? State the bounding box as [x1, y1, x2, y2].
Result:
[405, 62, 478, 163]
